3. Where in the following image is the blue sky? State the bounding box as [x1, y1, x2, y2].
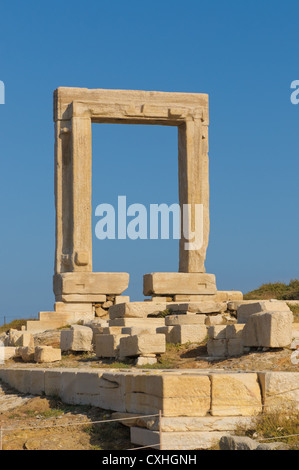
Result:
[0, 0, 298, 321]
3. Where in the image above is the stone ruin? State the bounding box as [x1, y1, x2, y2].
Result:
[12, 86, 293, 363]
[0, 87, 298, 450]
[26, 87, 244, 331]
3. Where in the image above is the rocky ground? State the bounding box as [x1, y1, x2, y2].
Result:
[0, 381, 131, 450]
[0, 327, 298, 450]
[1, 328, 298, 372]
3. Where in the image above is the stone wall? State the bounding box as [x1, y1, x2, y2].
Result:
[0, 367, 298, 450]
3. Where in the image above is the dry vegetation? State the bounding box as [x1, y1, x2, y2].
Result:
[0, 392, 131, 451]
[236, 408, 299, 450]
[244, 279, 299, 301]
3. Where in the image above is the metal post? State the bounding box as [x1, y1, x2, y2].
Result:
[159, 410, 162, 450]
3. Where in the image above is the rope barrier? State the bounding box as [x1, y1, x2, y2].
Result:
[0, 414, 160, 432]
[0, 408, 298, 450]
[257, 433, 299, 442]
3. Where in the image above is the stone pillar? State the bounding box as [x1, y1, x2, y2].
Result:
[178, 118, 209, 273]
[54, 116, 92, 274]
[71, 116, 92, 272]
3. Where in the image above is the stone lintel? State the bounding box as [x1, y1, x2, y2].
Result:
[54, 87, 209, 123]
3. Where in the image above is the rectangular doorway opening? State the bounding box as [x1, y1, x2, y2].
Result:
[92, 123, 179, 300]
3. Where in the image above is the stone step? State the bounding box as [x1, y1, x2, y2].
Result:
[26, 320, 67, 333]
[130, 427, 228, 450]
[39, 311, 93, 322]
[109, 300, 228, 321]
[109, 318, 165, 327]
[114, 413, 253, 432]
[54, 272, 129, 297]
[109, 302, 167, 320]
[0, 382, 32, 412]
[54, 302, 94, 314]
[143, 273, 217, 296]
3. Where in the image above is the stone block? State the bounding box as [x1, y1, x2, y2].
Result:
[173, 294, 217, 302]
[158, 416, 253, 432]
[74, 371, 102, 406]
[219, 435, 258, 451]
[6, 330, 34, 348]
[90, 326, 105, 342]
[58, 294, 107, 303]
[109, 318, 165, 327]
[150, 296, 168, 303]
[207, 339, 227, 357]
[29, 369, 45, 395]
[135, 356, 157, 366]
[170, 325, 207, 344]
[26, 320, 69, 334]
[60, 325, 93, 352]
[168, 302, 225, 314]
[102, 327, 123, 335]
[95, 305, 109, 318]
[121, 326, 157, 335]
[165, 314, 206, 326]
[143, 273, 217, 296]
[156, 326, 176, 343]
[130, 427, 160, 449]
[227, 338, 244, 357]
[43, 369, 78, 404]
[161, 431, 229, 450]
[211, 373, 262, 416]
[95, 334, 129, 358]
[243, 311, 293, 348]
[54, 302, 94, 314]
[113, 414, 252, 433]
[208, 325, 227, 339]
[225, 324, 244, 340]
[125, 373, 211, 417]
[215, 291, 243, 302]
[97, 372, 127, 412]
[6, 369, 31, 393]
[60, 371, 78, 404]
[205, 314, 225, 326]
[130, 427, 228, 450]
[2, 347, 16, 361]
[114, 296, 130, 305]
[34, 346, 62, 363]
[44, 370, 62, 396]
[85, 319, 108, 328]
[18, 346, 35, 362]
[237, 300, 290, 324]
[119, 334, 166, 357]
[54, 272, 129, 296]
[227, 300, 257, 312]
[258, 372, 299, 412]
[292, 323, 299, 339]
[109, 302, 167, 320]
[38, 310, 94, 324]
